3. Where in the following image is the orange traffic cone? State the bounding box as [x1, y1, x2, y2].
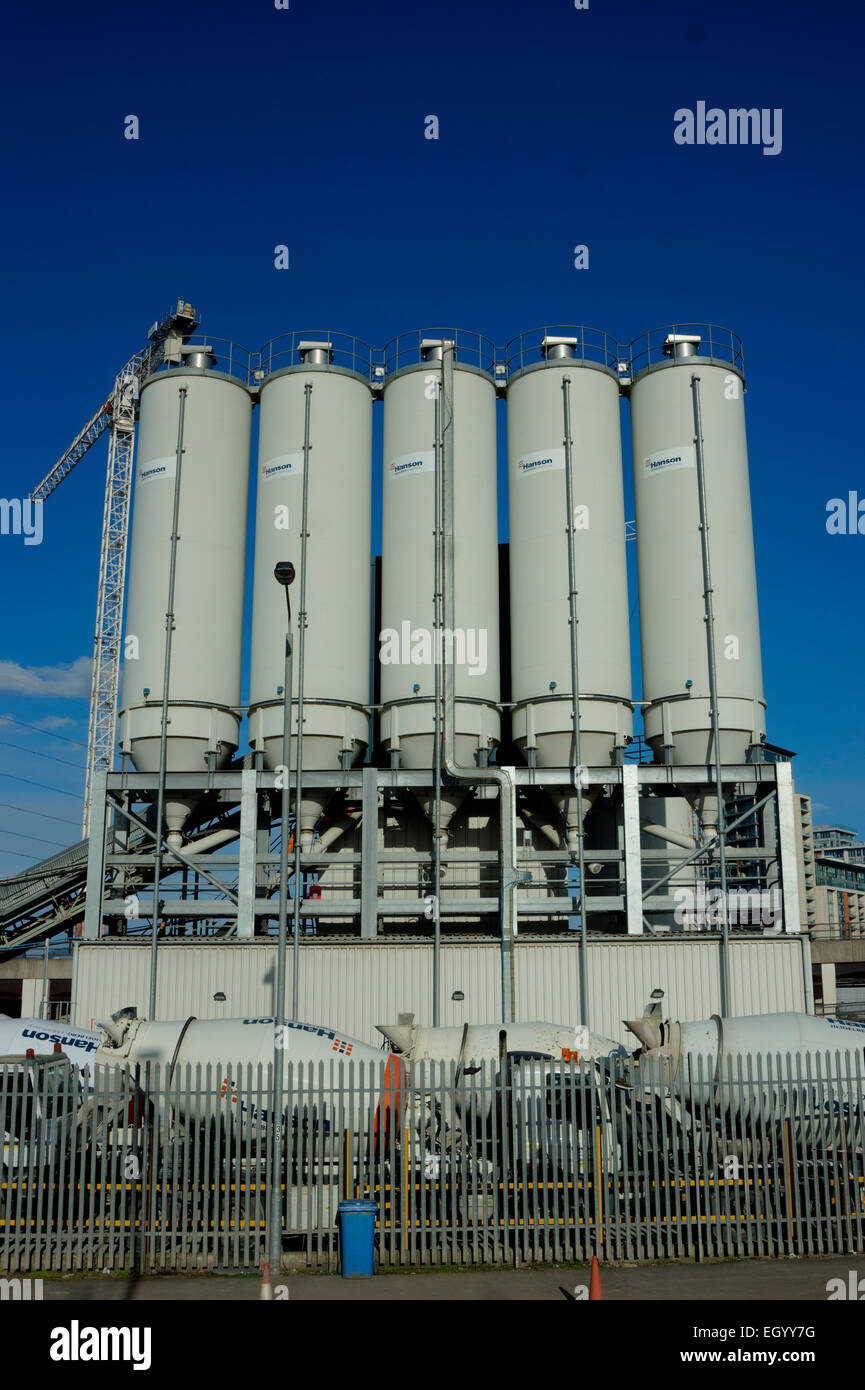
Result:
[589, 1255, 603, 1301]
[260, 1260, 273, 1300]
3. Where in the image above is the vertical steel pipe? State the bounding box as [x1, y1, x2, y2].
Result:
[691, 374, 730, 1014]
[148, 386, 186, 1018]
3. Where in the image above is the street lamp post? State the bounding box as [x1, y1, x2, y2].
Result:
[269, 559, 295, 1278]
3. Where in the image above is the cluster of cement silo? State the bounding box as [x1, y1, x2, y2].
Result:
[118, 322, 766, 854]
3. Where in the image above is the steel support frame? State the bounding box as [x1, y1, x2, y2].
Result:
[83, 762, 800, 975]
[236, 768, 259, 938]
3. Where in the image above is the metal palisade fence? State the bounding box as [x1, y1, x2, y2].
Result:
[1, 1049, 864, 1273]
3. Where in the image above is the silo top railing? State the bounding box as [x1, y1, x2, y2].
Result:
[627, 324, 745, 378]
[147, 335, 256, 386]
[257, 331, 376, 381]
[504, 325, 621, 377]
[143, 324, 746, 387]
[384, 329, 497, 378]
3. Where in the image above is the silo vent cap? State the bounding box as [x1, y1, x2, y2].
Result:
[663, 333, 702, 359]
[541, 336, 578, 360]
[420, 338, 446, 362]
[298, 340, 334, 364]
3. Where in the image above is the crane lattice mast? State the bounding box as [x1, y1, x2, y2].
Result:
[28, 300, 199, 836]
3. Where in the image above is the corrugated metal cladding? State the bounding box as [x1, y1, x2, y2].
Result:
[74, 937, 810, 1047]
[517, 938, 810, 1042]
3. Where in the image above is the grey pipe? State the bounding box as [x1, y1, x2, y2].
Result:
[69, 941, 79, 1027]
[312, 811, 361, 856]
[176, 824, 241, 857]
[438, 343, 519, 1023]
[519, 808, 561, 849]
[641, 821, 697, 852]
[271, 581, 293, 1277]
[108, 796, 239, 904]
[562, 376, 589, 1026]
[641, 790, 776, 903]
[149, 386, 186, 1019]
[691, 374, 730, 1013]
[432, 384, 443, 1025]
[291, 383, 313, 1012]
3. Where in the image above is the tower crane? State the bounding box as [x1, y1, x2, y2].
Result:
[28, 299, 200, 837]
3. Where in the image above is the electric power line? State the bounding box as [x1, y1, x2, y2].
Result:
[0, 714, 87, 748]
[0, 827, 67, 849]
[0, 801, 81, 828]
[0, 773, 82, 799]
[0, 739, 83, 770]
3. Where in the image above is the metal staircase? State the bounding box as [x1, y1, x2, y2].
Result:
[0, 830, 150, 957]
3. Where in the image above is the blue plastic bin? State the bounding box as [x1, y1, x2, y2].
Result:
[338, 1198, 378, 1277]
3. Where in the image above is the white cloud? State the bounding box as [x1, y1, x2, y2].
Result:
[0, 656, 91, 698]
[0, 713, 79, 732]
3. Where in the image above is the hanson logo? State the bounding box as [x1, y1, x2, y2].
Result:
[21, 1027, 99, 1054]
[518, 457, 552, 472]
[516, 448, 565, 476]
[643, 446, 696, 477]
[389, 451, 434, 477]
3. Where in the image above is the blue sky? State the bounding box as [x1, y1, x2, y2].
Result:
[1, 0, 863, 876]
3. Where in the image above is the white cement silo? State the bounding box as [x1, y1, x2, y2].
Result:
[119, 348, 253, 845]
[248, 335, 373, 845]
[505, 329, 633, 841]
[629, 327, 766, 768]
[380, 333, 501, 833]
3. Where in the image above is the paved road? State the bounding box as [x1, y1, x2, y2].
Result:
[40, 1257, 861, 1301]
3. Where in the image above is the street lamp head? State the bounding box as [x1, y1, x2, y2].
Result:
[274, 561, 296, 586]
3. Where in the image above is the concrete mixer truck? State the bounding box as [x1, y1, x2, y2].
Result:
[92, 1007, 390, 1139]
[375, 1014, 628, 1177]
[620, 989, 865, 1174]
